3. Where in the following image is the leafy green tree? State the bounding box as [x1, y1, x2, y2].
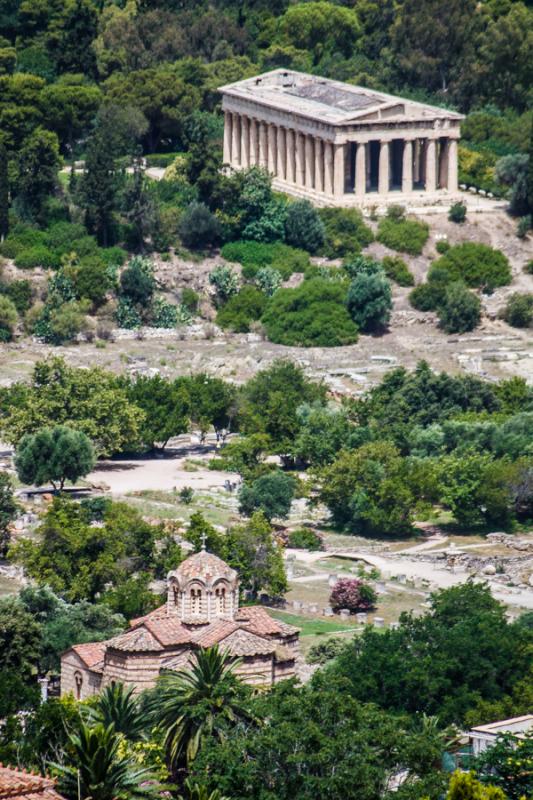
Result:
[126, 374, 190, 450]
[0, 596, 42, 679]
[495, 153, 530, 215]
[15, 425, 95, 490]
[262, 278, 359, 347]
[279, 2, 360, 65]
[0, 139, 8, 240]
[437, 452, 514, 527]
[191, 674, 447, 800]
[294, 404, 365, 467]
[239, 470, 295, 521]
[330, 582, 532, 725]
[437, 282, 481, 333]
[212, 433, 271, 480]
[472, 734, 533, 800]
[226, 512, 287, 598]
[241, 359, 327, 457]
[16, 127, 61, 220]
[41, 76, 101, 153]
[80, 118, 122, 247]
[146, 647, 251, 775]
[0, 470, 17, 556]
[347, 271, 392, 332]
[182, 374, 238, 439]
[318, 441, 415, 536]
[52, 722, 158, 800]
[0, 357, 144, 457]
[120, 256, 155, 307]
[446, 771, 505, 800]
[491, 412, 533, 459]
[284, 199, 325, 253]
[318, 206, 373, 258]
[122, 155, 160, 252]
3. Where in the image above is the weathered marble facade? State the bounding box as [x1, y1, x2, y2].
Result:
[61, 549, 300, 699]
[219, 70, 463, 208]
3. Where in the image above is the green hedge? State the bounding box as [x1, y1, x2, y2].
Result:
[377, 216, 429, 255]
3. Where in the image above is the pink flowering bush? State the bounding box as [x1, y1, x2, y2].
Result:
[330, 578, 377, 613]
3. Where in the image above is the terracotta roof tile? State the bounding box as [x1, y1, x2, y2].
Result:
[0, 766, 65, 800]
[172, 551, 237, 583]
[236, 606, 299, 636]
[192, 620, 240, 648]
[220, 628, 277, 657]
[107, 627, 164, 653]
[70, 642, 108, 669]
[130, 604, 168, 627]
[144, 617, 194, 647]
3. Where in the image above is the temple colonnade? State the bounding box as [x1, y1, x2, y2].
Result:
[223, 110, 459, 198]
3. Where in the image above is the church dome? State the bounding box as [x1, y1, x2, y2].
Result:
[175, 550, 238, 584]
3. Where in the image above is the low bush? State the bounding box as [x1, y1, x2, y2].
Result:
[255, 266, 282, 296]
[120, 256, 155, 306]
[67, 256, 112, 308]
[330, 577, 377, 613]
[343, 255, 382, 277]
[181, 287, 199, 313]
[436, 240, 451, 254]
[437, 282, 481, 333]
[116, 298, 141, 329]
[525, 260, 533, 275]
[150, 297, 180, 328]
[429, 242, 511, 291]
[377, 214, 429, 255]
[409, 282, 446, 311]
[0, 280, 32, 313]
[178, 201, 221, 249]
[448, 202, 467, 223]
[284, 199, 325, 253]
[262, 278, 358, 347]
[287, 528, 323, 550]
[15, 246, 61, 269]
[517, 215, 531, 239]
[381, 255, 414, 286]
[216, 285, 267, 332]
[209, 265, 239, 304]
[501, 293, 533, 328]
[0, 295, 18, 340]
[46, 221, 89, 251]
[221, 240, 309, 280]
[318, 207, 374, 258]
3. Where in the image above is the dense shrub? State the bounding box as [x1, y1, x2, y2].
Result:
[381, 255, 415, 286]
[525, 260, 533, 275]
[216, 285, 267, 332]
[255, 267, 282, 295]
[45, 300, 90, 344]
[377, 213, 429, 255]
[262, 278, 358, 347]
[517, 215, 531, 238]
[429, 242, 511, 291]
[287, 528, 323, 550]
[448, 202, 467, 223]
[409, 282, 446, 311]
[1, 280, 32, 314]
[15, 246, 61, 269]
[181, 287, 199, 313]
[119, 257, 155, 306]
[209, 265, 239, 303]
[284, 199, 325, 253]
[46, 222, 91, 252]
[150, 297, 180, 328]
[239, 470, 296, 520]
[343, 254, 382, 277]
[330, 577, 377, 612]
[67, 256, 112, 308]
[0, 295, 18, 340]
[221, 240, 309, 280]
[436, 240, 451, 254]
[178, 201, 221, 249]
[347, 271, 392, 332]
[116, 298, 141, 329]
[318, 207, 374, 258]
[437, 282, 481, 333]
[501, 293, 533, 328]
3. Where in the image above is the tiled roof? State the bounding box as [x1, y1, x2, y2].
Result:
[130, 604, 168, 627]
[236, 606, 298, 637]
[220, 628, 277, 657]
[70, 642, 108, 669]
[174, 551, 237, 583]
[107, 627, 164, 653]
[144, 618, 194, 647]
[0, 766, 65, 800]
[192, 620, 240, 648]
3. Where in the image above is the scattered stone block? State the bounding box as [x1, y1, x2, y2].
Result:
[339, 609, 350, 620]
[323, 606, 334, 617]
[355, 612, 368, 624]
[373, 617, 385, 628]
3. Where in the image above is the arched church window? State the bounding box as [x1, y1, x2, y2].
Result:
[74, 671, 83, 700]
[215, 587, 226, 614]
[191, 587, 203, 615]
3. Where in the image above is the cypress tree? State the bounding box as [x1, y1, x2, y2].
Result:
[0, 141, 9, 242]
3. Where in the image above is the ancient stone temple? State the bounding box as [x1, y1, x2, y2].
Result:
[219, 69, 463, 208]
[61, 548, 299, 699]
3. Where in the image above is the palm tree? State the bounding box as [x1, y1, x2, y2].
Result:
[51, 721, 158, 800]
[146, 646, 251, 774]
[86, 682, 145, 741]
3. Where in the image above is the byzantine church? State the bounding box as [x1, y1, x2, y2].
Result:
[61, 546, 300, 699]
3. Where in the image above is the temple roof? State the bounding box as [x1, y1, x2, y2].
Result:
[0, 767, 65, 800]
[220, 69, 464, 126]
[171, 550, 238, 584]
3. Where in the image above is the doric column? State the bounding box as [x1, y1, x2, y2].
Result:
[277, 127, 287, 180]
[286, 129, 295, 183]
[305, 135, 315, 189]
[425, 139, 437, 192]
[355, 142, 366, 196]
[314, 138, 324, 194]
[259, 122, 268, 168]
[447, 139, 458, 192]
[241, 116, 250, 169]
[378, 141, 390, 194]
[402, 140, 413, 194]
[324, 142, 334, 195]
[231, 113, 241, 167]
[223, 110, 232, 165]
[267, 123, 277, 174]
[333, 143, 344, 196]
[296, 133, 305, 186]
[249, 119, 258, 166]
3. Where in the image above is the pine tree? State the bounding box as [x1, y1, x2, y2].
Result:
[0, 141, 9, 242]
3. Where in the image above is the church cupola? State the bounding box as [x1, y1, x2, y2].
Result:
[166, 544, 239, 624]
